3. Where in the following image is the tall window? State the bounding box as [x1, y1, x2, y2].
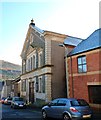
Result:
[33, 55, 36, 69]
[36, 77, 39, 92]
[31, 57, 33, 70]
[21, 80, 26, 91]
[28, 59, 30, 71]
[78, 56, 87, 73]
[35, 76, 45, 93]
[39, 77, 42, 93]
[22, 60, 26, 73]
[38, 51, 43, 67]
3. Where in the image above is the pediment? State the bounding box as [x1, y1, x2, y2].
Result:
[21, 25, 45, 59]
[30, 34, 45, 48]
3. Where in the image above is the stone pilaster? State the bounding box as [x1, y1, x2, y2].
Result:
[45, 74, 52, 102]
[45, 39, 51, 65]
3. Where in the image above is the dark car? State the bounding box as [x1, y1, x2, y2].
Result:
[42, 98, 93, 120]
[0, 97, 6, 104]
[4, 97, 12, 105]
[11, 97, 26, 108]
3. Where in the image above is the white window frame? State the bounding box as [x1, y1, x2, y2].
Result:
[78, 56, 87, 73]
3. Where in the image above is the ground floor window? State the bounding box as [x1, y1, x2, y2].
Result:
[21, 79, 26, 91]
[35, 76, 45, 93]
[88, 85, 101, 104]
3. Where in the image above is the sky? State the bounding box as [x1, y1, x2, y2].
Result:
[0, 0, 100, 65]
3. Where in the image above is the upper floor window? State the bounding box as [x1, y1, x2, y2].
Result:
[28, 59, 30, 71]
[31, 57, 33, 70]
[26, 50, 36, 72]
[77, 56, 87, 73]
[33, 54, 36, 69]
[38, 50, 43, 67]
[22, 60, 26, 74]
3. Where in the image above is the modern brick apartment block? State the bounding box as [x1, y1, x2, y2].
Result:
[67, 29, 101, 110]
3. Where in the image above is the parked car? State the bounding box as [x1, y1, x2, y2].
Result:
[42, 98, 93, 120]
[11, 97, 26, 108]
[4, 97, 12, 105]
[0, 97, 6, 104]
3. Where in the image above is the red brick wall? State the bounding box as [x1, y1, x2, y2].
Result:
[67, 49, 101, 103]
[87, 51, 100, 72]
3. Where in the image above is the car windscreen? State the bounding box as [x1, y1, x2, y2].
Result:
[70, 99, 89, 106]
[7, 98, 12, 100]
[14, 98, 23, 101]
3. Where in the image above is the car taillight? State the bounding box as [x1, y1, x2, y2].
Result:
[70, 107, 78, 112]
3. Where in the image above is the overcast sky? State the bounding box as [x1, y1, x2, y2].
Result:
[0, 0, 100, 65]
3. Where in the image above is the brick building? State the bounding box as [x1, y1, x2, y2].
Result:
[67, 29, 101, 109]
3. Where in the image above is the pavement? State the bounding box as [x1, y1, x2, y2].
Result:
[93, 110, 101, 119]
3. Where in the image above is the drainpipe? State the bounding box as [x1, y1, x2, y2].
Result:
[65, 49, 69, 98]
[70, 56, 74, 98]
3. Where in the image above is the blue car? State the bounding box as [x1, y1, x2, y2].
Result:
[42, 98, 93, 120]
[11, 97, 26, 109]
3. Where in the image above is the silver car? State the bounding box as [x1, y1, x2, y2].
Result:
[11, 97, 26, 109]
[42, 98, 93, 120]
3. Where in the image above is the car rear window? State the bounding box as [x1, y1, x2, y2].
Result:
[70, 99, 89, 106]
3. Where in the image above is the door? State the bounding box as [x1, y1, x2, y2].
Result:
[47, 99, 59, 118]
[29, 82, 34, 103]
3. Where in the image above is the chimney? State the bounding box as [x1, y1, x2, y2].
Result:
[30, 19, 35, 26]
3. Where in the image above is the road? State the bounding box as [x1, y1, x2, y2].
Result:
[0, 103, 101, 120]
[0, 104, 42, 120]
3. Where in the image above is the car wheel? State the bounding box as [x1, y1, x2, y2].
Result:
[63, 114, 71, 120]
[12, 105, 15, 109]
[42, 110, 48, 120]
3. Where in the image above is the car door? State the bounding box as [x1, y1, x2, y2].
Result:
[47, 99, 59, 117]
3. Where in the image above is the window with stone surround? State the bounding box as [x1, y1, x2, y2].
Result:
[77, 56, 87, 73]
[26, 50, 36, 72]
[36, 77, 39, 92]
[38, 50, 43, 67]
[28, 59, 30, 71]
[22, 60, 26, 74]
[31, 57, 33, 70]
[21, 79, 26, 92]
[33, 53, 36, 69]
[36, 76, 45, 93]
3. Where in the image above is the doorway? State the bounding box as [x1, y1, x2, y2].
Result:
[29, 82, 34, 103]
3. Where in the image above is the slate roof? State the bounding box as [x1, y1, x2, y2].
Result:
[30, 23, 44, 34]
[68, 28, 101, 56]
[64, 36, 83, 46]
